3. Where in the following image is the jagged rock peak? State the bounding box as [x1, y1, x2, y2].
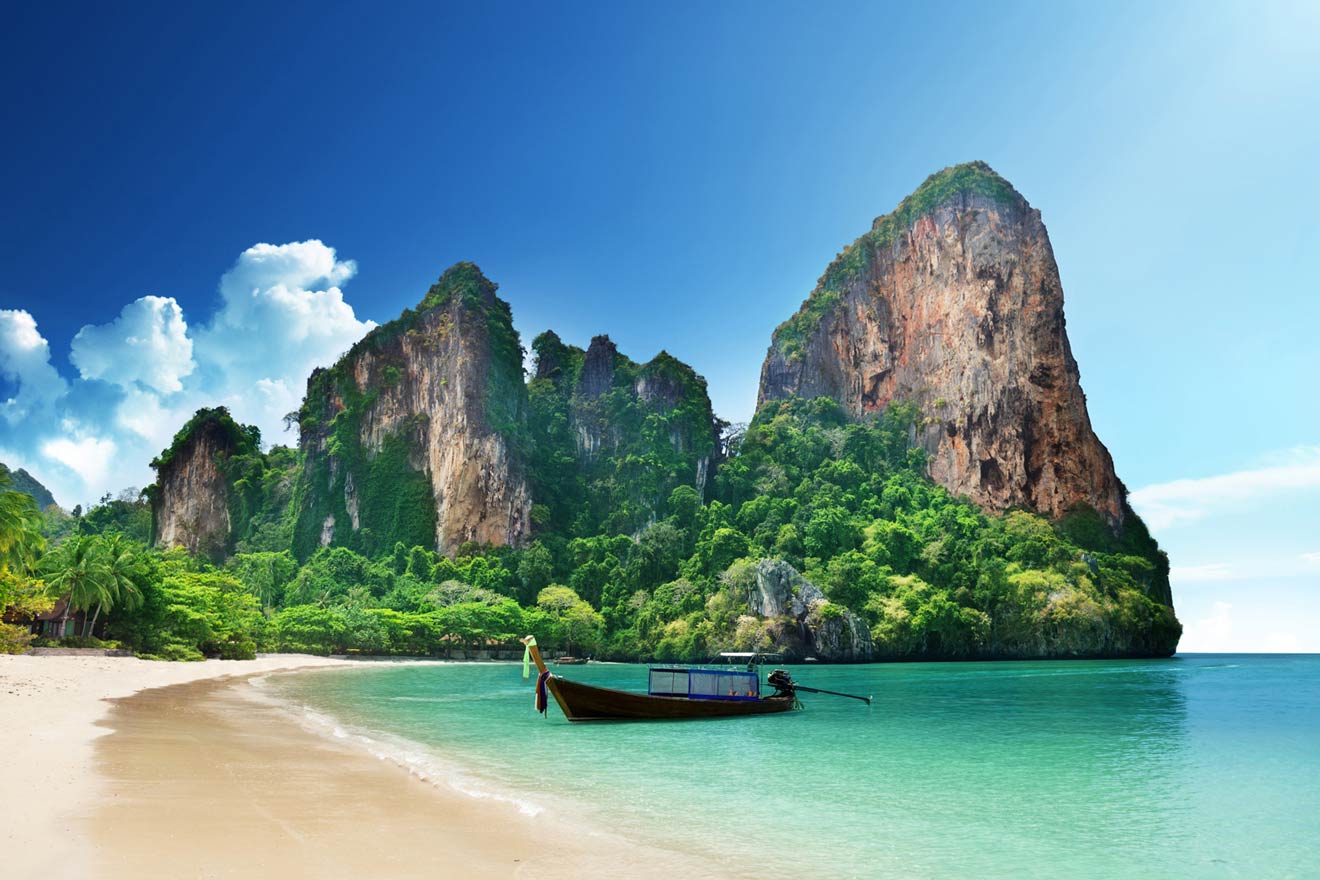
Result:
[531, 334, 711, 410]
[758, 161, 1126, 526]
[531, 330, 574, 384]
[418, 261, 501, 312]
[636, 351, 707, 408]
[579, 335, 620, 398]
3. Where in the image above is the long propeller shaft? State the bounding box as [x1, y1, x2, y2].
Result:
[792, 684, 872, 705]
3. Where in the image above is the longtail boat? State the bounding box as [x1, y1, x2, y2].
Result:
[520, 636, 870, 722]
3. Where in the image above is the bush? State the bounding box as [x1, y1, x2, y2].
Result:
[215, 637, 258, 660]
[59, 635, 123, 650]
[28, 635, 124, 650]
[0, 622, 36, 654]
[159, 643, 205, 662]
[135, 644, 204, 662]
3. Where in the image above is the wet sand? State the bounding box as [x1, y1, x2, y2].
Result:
[92, 674, 584, 878]
[1, 654, 363, 878]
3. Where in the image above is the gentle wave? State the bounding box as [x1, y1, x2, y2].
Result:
[251, 679, 546, 818]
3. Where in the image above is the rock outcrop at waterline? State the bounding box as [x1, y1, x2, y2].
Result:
[745, 560, 873, 662]
[292, 263, 532, 559]
[759, 162, 1126, 527]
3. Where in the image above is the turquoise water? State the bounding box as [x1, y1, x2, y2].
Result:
[267, 656, 1320, 878]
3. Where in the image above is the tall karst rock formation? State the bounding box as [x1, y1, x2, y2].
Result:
[149, 408, 255, 560]
[292, 263, 531, 559]
[759, 162, 1126, 527]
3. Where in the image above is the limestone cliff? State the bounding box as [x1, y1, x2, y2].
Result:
[759, 161, 1125, 527]
[149, 408, 255, 560]
[292, 263, 531, 559]
[527, 331, 721, 535]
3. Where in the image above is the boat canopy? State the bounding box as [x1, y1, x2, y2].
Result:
[649, 667, 761, 701]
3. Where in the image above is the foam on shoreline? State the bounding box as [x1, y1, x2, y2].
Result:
[248, 673, 549, 818]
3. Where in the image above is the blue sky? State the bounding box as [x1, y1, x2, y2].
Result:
[1, 1, 1317, 650]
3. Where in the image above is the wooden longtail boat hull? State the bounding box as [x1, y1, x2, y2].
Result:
[546, 674, 795, 722]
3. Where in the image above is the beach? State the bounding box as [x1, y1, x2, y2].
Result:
[0, 654, 740, 880]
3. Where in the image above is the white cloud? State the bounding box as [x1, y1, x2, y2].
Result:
[1170, 563, 1236, 583]
[0, 309, 69, 425]
[1130, 446, 1320, 530]
[1180, 600, 1233, 652]
[0, 240, 376, 509]
[40, 436, 119, 492]
[192, 240, 375, 442]
[114, 386, 193, 450]
[1170, 555, 1320, 585]
[70, 296, 194, 393]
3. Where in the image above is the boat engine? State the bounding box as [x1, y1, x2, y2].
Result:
[767, 669, 796, 696]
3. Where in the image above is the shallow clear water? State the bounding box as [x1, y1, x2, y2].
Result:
[267, 655, 1320, 878]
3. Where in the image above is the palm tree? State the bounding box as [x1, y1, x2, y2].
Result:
[0, 472, 45, 573]
[42, 535, 113, 637]
[83, 534, 142, 636]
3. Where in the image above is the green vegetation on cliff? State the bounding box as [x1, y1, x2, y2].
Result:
[773, 161, 1023, 362]
[526, 332, 720, 537]
[291, 367, 437, 560]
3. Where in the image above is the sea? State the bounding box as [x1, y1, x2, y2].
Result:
[263, 655, 1319, 879]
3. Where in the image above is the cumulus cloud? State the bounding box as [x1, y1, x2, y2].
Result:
[70, 296, 194, 393]
[0, 309, 68, 425]
[192, 240, 375, 437]
[1130, 446, 1320, 530]
[40, 436, 119, 492]
[0, 240, 375, 508]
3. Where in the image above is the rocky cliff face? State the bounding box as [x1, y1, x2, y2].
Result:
[759, 162, 1125, 526]
[292, 263, 531, 559]
[149, 408, 251, 560]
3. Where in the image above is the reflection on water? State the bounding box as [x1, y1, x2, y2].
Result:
[268, 655, 1319, 880]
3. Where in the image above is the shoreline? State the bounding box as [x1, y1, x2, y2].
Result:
[1, 654, 749, 880]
